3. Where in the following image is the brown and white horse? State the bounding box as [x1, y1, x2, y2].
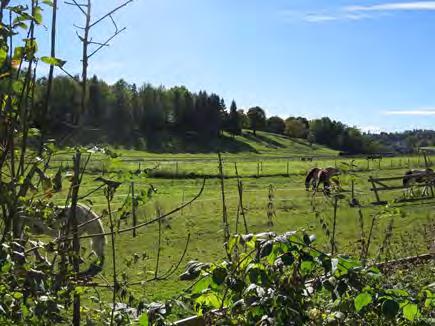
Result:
[402, 168, 435, 197]
[305, 167, 341, 195]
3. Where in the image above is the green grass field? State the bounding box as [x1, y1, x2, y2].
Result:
[38, 136, 434, 307]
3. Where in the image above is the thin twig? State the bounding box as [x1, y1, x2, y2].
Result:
[127, 233, 191, 285]
[65, 0, 88, 16]
[217, 153, 230, 249]
[89, 0, 133, 28]
[59, 178, 206, 241]
[87, 27, 126, 59]
[154, 205, 162, 278]
[106, 187, 117, 326]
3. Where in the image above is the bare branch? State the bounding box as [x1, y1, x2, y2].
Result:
[156, 233, 191, 280]
[75, 30, 85, 42]
[59, 178, 206, 241]
[59, 66, 77, 80]
[109, 14, 118, 32]
[127, 233, 191, 285]
[87, 27, 126, 59]
[89, 0, 133, 29]
[88, 40, 109, 47]
[78, 184, 105, 200]
[73, 23, 85, 30]
[65, 0, 88, 16]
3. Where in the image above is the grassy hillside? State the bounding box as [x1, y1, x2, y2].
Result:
[58, 130, 337, 162]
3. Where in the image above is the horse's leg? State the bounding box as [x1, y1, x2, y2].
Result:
[312, 178, 321, 196]
[422, 184, 429, 197]
[410, 186, 416, 197]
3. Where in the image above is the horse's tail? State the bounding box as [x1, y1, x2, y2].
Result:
[305, 168, 318, 191]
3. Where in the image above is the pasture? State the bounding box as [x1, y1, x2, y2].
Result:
[42, 150, 435, 305]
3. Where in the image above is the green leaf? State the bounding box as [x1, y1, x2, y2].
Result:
[280, 252, 294, 266]
[13, 46, 24, 60]
[138, 313, 149, 326]
[192, 276, 212, 294]
[41, 56, 66, 68]
[34, 6, 43, 24]
[354, 292, 372, 312]
[212, 267, 227, 286]
[1, 261, 11, 273]
[74, 286, 86, 295]
[42, 0, 54, 7]
[403, 303, 419, 321]
[13, 292, 23, 300]
[382, 300, 399, 319]
[13, 21, 28, 29]
[259, 240, 273, 258]
[386, 288, 409, 297]
[424, 290, 434, 308]
[12, 80, 23, 93]
[301, 260, 314, 275]
[0, 47, 7, 66]
[21, 304, 29, 317]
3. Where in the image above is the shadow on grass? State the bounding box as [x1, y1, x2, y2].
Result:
[242, 132, 285, 149]
[144, 132, 258, 154]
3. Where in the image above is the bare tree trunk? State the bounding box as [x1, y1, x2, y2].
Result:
[39, 0, 58, 154]
[71, 150, 82, 326]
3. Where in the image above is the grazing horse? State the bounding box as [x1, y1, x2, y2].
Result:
[22, 203, 106, 277]
[402, 168, 435, 197]
[305, 167, 340, 195]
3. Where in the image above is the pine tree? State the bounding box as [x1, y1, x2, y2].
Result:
[227, 100, 241, 136]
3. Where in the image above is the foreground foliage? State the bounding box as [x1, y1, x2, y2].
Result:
[179, 231, 435, 325]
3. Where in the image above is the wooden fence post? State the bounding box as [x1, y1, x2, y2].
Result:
[423, 152, 429, 169]
[331, 196, 338, 255]
[369, 176, 381, 203]
[131, 181, 137, 237]
[286, 161, 289, 176]
[351, 179, 355, 199]
[181, 189, 185, 216]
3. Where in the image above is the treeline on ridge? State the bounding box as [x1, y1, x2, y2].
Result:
[31, 75, 434, 153]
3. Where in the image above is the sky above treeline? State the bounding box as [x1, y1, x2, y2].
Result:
[36, 0, 435, 133]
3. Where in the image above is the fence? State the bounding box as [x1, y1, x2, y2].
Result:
[369, 173, 435, 205]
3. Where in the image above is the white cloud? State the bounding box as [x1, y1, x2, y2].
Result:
[383, 109, 435, 116]
[282, 1, 435, 24]
[304, 14, 337, 23]
[346, 2, 435, 12]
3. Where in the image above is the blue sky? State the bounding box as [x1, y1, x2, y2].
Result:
[37, 0, 435, 132]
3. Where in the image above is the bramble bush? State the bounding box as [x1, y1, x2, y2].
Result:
[180, 231, 435, 325]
